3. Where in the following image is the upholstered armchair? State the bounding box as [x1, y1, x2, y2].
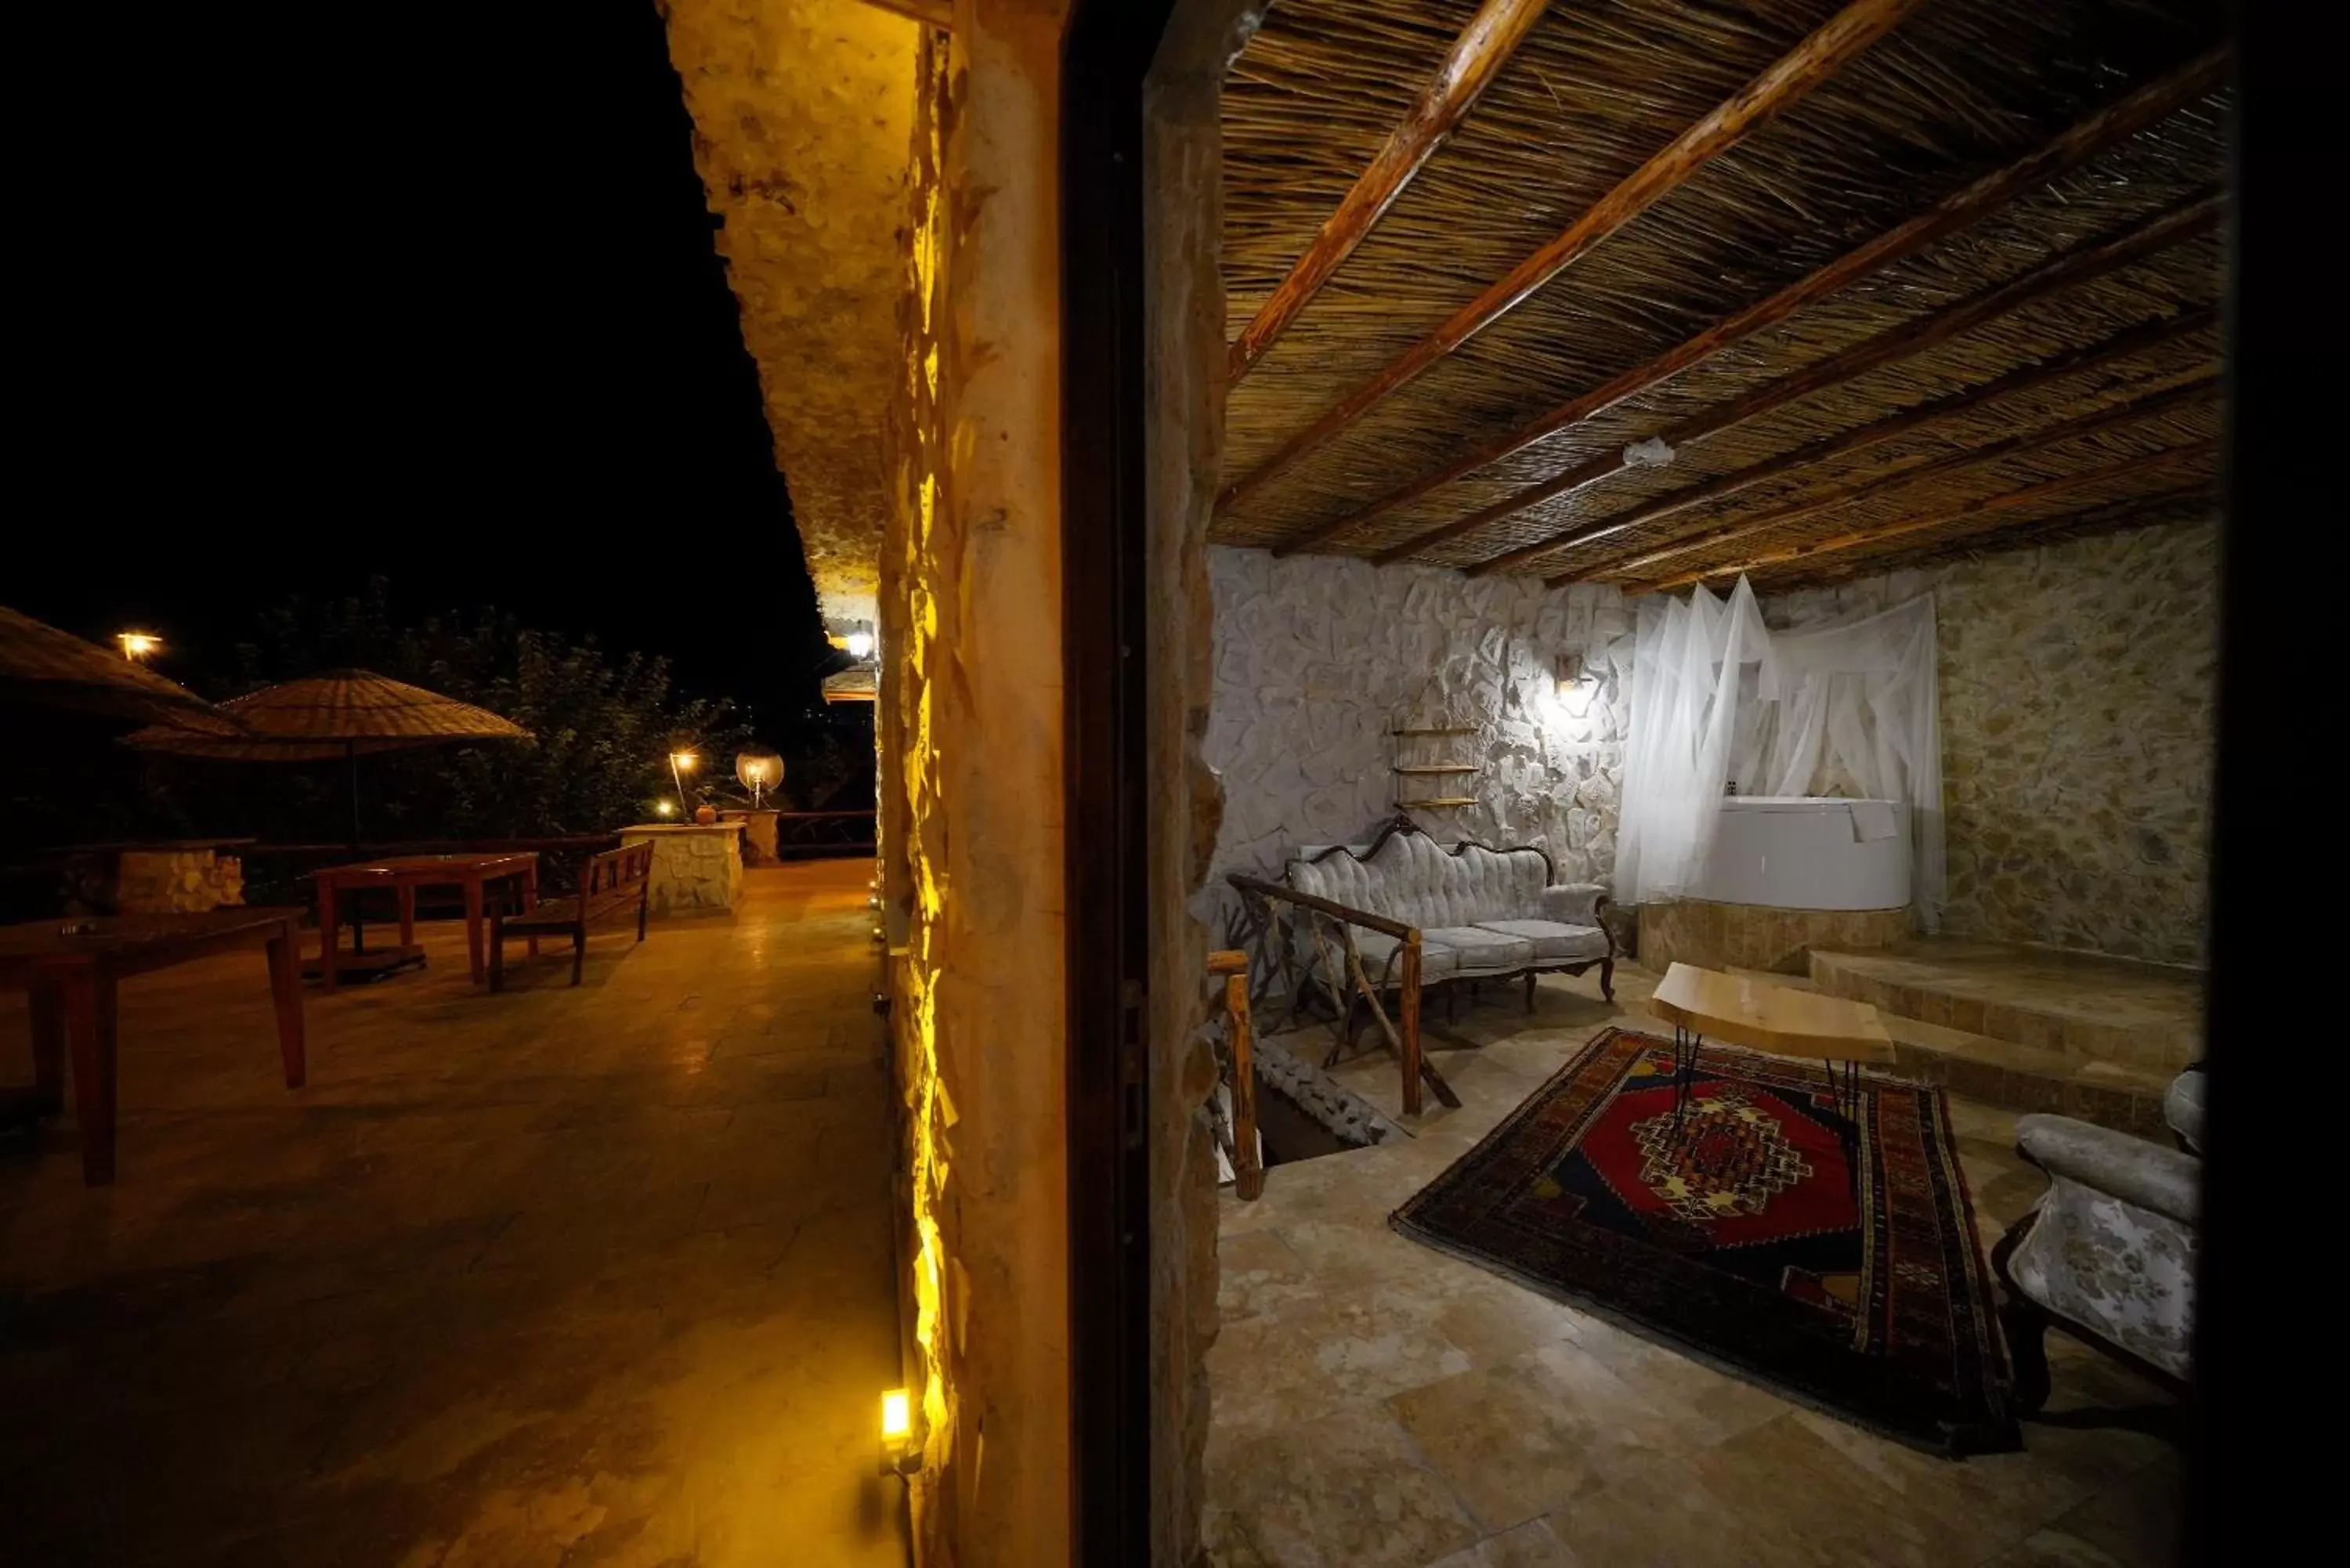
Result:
[1992, 1068, 2204, 1410]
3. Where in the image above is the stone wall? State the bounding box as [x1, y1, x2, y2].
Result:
[878, 9, 1073, 1564]
[1763, 520, 2218, 966]
[1204, 547, 1631, 920]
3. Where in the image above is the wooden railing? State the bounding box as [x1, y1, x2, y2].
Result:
[1208, 948, 1264, 1201]
[1226, 873, 1457, 1118]
[770, 810, 877, 860]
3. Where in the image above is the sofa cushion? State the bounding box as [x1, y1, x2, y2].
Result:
[1350, 930, 1459, 982]
[1423, 926, 1535, 975]
[1473, 919, 1608, 963]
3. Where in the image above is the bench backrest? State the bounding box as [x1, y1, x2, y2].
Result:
[580, 844, 653, 919]
[1289, 826, 1549, 930]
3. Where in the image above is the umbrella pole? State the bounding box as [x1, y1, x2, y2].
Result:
[348, 740, 362, 849]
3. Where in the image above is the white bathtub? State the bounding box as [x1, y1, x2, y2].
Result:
[1688, 796, 1910, 911]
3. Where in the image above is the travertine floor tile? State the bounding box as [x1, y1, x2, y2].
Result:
[1214, 966, 2183, 1568]
[0, 862, 905, 1566]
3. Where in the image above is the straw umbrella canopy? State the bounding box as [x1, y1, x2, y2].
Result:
[0, 604, 244, 735]
[120, 670, 533, 844]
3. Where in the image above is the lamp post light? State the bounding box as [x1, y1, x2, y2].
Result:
[668, 750, 699, 811]
[736, 750, 785, 808]
[116, 631, 161, 663]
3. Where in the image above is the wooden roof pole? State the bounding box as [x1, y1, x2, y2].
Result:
[1750, 482, 2218, 591]
[1215, 0, 1922, 515]
[1583, 376, 2218, 586]
[1470, 300, 2218, 577]
[1629, 446, 2217, 591]
[1227, 0, 1553, 384]
[1273, 46, 2227, 559]
[1427, 189, 2222, 569]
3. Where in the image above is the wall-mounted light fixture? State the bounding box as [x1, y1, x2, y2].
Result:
[1553, 652, 1599, 719]
[845, 627, 876, 660]
[879, 1386, 920, 1476]
[116, 630, 161, 662]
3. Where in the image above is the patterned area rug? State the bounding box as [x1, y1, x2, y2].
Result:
[1393, 1027, 2016, 1454]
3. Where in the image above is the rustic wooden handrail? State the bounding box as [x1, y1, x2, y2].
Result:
[1209, 948, 1265, 1200]
[1226, 873, 1452, 1116]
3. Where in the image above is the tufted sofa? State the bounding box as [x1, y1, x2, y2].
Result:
[1991, 1066, 2202, 1410]
[1285, 824, 1614, 1003]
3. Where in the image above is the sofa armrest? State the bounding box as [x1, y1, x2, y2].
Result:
[2016, 1114, 2200, 1227]
[1540, 882, 1609, 930]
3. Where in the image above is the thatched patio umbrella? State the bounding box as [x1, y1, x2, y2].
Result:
[0, 605, 244, 736]
[120, 670, 532, 844]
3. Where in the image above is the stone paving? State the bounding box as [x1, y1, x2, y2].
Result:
[0, 861, 907, 1567]
[1208, 965, 2184, 1568]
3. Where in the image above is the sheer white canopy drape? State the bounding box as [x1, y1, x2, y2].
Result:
[1614, 577, 1943, 927]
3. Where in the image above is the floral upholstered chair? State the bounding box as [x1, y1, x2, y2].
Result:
[1992, 1067, 2204, 1410]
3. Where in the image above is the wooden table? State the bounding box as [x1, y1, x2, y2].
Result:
[1645, 962, 1896, 1183]
[0, 908, 308, 1184]
[313, 852, 540, 992]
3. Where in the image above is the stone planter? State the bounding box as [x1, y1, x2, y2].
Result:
[620, 824, 746, 914]
[62, 841, 249, 915]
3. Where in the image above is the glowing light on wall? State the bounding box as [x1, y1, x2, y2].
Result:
[116, 631, 161, 662]
[846, 628, 876, 659]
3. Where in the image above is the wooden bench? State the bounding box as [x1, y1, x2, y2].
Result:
[488, 843, 652, 990]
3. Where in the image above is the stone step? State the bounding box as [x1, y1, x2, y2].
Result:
[1807, 939, 2200, 1074]
[1726, 967, 2172, 1138]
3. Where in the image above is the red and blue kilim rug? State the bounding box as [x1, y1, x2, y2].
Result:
[1392, 1027, 2016, 1454]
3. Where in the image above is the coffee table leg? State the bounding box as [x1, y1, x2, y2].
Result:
[1823, 1058, 1863, 1204]
[28, 971, 66, 1115]
[267, 921, 308, 1089]
[1670, 1026, 1704, 1141]
[63, 968, 118, 1185]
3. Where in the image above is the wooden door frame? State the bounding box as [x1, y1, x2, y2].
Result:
[1063, 1, 1177, 1561]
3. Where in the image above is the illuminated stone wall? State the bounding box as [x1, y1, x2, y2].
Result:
[662, 0, 917, 626]
[1763, 520, 2218, 966]
[880, 8, 1072, 1564]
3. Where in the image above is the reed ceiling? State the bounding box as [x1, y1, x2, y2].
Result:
[1215, 0, 2226, 593]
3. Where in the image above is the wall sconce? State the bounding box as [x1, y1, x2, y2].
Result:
[845, 627, 876, 660]
[879, 1386, 920, 1476]
[116, 630, 161, 662]
[1553, 652, 1598, 719]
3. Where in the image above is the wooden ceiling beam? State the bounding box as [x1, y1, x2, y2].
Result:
[1227, 0, 1553, 385]
[1747, 482, 2218, 592]
[1272, 47, 2227, 561]
[1579, 374, 2217, 583]
[1425, 187, 2221, 569]
[1470, 303, 2217, 577]
[1627, 446, 2218, 592]
[1216, 0, 1922, 515]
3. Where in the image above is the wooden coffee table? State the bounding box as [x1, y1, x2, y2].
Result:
[1646, 962, 1896, 1187]
[0, 908, 308, 1184]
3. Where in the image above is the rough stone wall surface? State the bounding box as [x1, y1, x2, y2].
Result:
[1763, 520, 2217, 966]
[1205, 547, 1630, 925]
[881, 9, 1072, 1565]
[621, 828, 744, 913]
[661, 0, 916, 626]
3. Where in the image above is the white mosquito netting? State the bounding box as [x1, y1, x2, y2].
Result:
[1614, 576, 1943, 928]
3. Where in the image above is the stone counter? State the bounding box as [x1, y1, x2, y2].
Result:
[620, 824, 746, 914]
[62, 841, 249, 915]
[718, 808, 780, 865]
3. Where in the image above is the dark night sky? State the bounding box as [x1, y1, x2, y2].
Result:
[14, 3, 838, 735]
